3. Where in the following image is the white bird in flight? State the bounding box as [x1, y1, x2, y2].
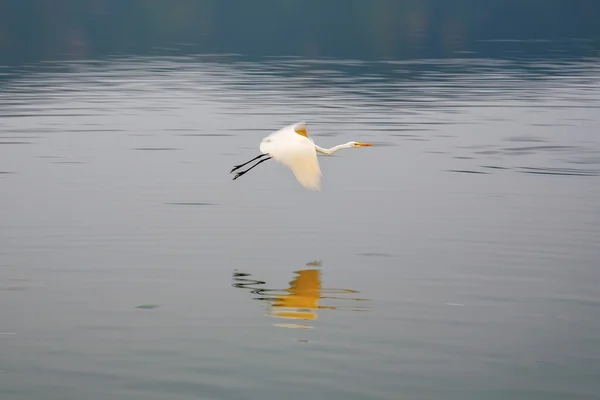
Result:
[230, 122, 372, 190]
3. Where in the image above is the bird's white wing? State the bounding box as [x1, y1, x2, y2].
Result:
[283, 140, 322, 190]
[260, 129, 322, 190]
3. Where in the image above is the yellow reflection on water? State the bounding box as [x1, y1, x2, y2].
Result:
[232, 261, 370, 329]
[271, 269, 320, 321]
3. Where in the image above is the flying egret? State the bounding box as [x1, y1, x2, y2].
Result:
[230, 122, 372, 190]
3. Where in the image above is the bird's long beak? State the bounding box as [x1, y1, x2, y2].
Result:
[356, 142, 373, 147]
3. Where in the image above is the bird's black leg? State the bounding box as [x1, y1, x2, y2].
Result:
[232, 157, 272, 180]
[230, 154, 269, 173]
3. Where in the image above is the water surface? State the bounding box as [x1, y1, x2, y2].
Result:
[1, 54, 599, 399]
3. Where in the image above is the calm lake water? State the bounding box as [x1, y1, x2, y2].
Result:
[1, 54, 600, 399]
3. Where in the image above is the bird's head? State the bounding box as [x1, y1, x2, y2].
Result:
[350, 141, 373, 148]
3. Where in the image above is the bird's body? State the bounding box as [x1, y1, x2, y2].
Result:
[258, 123, 322, 190]
[231, 122, 372, 190]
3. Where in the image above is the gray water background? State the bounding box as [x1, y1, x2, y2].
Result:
[1, 52, 600, 399]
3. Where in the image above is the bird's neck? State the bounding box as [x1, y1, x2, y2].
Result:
[315, 143, 353, 155]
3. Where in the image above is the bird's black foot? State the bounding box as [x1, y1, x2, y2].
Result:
[231, 155, 272, 181]
[232, 171, 246, 180]
[230, 154, 269, 174]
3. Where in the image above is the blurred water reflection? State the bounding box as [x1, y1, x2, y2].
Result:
[232, 261, 370, 329]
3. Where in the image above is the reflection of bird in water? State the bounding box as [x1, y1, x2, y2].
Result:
[271, 269, 321, 321]
[232, 262, 370, 329]
[230, 122, 373, 190]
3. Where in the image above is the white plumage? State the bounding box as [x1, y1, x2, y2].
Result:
[259, 123, 322, 190]
[230, 122, 372, 190]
